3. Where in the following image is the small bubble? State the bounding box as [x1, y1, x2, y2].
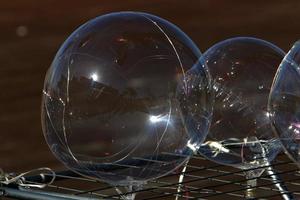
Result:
[16, 25, 28, 37]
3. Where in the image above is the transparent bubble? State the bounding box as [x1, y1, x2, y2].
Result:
[269, 41, 300, 167]
[41, 12, 212, 186]
[198, 37, 285, 170]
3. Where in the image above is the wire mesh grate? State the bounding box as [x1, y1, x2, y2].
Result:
[1, 153, 300, 200]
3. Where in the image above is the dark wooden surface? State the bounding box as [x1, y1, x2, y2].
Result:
[0, 0, 300, 172]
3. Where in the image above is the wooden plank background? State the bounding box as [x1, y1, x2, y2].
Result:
[0, 0, 299, 172]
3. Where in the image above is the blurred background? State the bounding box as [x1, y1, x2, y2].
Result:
[1, 0, 299, 172]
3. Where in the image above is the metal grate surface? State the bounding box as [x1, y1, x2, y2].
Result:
[1, 153, 300, 200]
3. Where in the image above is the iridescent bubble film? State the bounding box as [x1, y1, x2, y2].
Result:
[41, 12, 212, 186]
[198, 37, 284, 170]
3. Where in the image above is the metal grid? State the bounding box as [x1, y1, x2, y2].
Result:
[1, 153, 300, 200]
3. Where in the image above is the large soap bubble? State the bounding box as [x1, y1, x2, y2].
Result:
[197, 37, 284, 198]
[41, 11, 212, 188]
[268, 41, 300, 168]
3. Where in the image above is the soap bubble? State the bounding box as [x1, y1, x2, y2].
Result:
[269, 41, 300, 167]
[41, 11, 212, 187]
[198, 37, 284, 170]
[197, 37, 285, 198]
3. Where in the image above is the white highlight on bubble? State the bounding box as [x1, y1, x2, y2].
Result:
[91, 73, 98, 81]
[187, 140, 198, 152]
[149, 115, 163, 123]
[149, 114, 169, 123]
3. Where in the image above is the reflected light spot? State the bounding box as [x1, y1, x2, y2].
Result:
[187, 139, 198, 152]
[91, 73, 98, 81]
[149, 114, 169, 123]
[265, 112, 270, 117]
[149, 115, 161, 123]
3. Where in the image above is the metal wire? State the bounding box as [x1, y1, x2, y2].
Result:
[1, 153, 299, 200]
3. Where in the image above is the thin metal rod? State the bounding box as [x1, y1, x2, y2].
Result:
[5, 154, 298, 200]
[265, 164, 295, 200]
[138, 168, 299, 200]
[1, 187, 100, 200]
[105, 160, 292, 199]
